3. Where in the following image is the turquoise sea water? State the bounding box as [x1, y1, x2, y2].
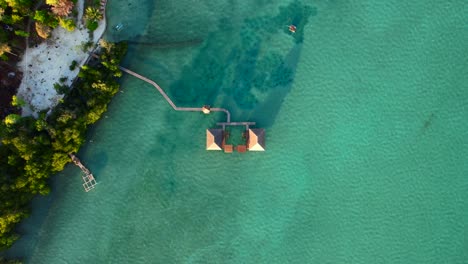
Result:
[4, 0, 468, 263]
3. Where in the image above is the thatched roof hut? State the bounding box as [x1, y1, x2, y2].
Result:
[248, 129, 265, 151]
[206, 129, 223, 150]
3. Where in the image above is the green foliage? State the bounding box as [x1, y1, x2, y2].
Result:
[0, 210, 28, 249]
[11, 95, 26, 107]
[0, 42, 127, 253]
[58, 17, 75, 31]
[33, 10, 59, 28]
[81, 41, 94, 52]
[35, 119, 47, 132]
[3, 0, 33, 16]
[33, 10, 46, 22]
[99, 40, 127, 77]
[4, 114, 21, 126]
[84, 7, 102, 22]
[86, 20, 98, 32]
[53, 82, 69, 95]
[13, 30, 29, 37]
[0, 0, 32, 27]
[0, 29, 8, 43]
[69, 60, 78, 70]
[10, 14, 22, 23]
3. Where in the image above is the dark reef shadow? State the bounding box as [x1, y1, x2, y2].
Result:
[85, 151, 108, 178]
[165, 1, 317, 127]
[250, 43, 303, 128]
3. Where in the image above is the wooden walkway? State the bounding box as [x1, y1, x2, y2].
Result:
[118, 66, 231, 123]
[69, 154, 97, 192]
[216, 121, 255, 130]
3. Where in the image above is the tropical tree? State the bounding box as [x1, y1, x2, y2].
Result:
[84, 7, 102, 21]
[50, 0, 74, 17]
[34, 10, 59, 28]
[4, 114, 21, 126]
[2, 0, 33, 15]
[58, 17, 75, 31]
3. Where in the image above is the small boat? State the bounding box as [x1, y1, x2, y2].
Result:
[288, 25, 296, 33]
[114, 23, 124, 31]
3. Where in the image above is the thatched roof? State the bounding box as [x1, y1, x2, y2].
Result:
[248, 129, 265, 151]
[206, 129, 223, 150]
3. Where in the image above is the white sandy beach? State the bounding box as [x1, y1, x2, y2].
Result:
[17, 0, 106, 116]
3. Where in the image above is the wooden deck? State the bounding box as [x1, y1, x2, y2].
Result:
[236, 145, 247, 153]
[216, 122, 256, 130]
[224, 145, 233, 153]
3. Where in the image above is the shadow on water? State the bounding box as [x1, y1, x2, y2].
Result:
[166, 1, 316, 127]
[113, 1, 316, 128]
[85, 151, 108, 178]
[126, 38, 204, 49]
[252, 43, 303, 128]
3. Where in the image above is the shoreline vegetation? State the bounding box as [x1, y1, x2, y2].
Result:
[0, 40, 127, 260]
[1, 0, 125, 262]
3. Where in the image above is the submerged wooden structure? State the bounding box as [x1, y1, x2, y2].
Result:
[119, 65, 265, 153]
[69, 154, 97, 192]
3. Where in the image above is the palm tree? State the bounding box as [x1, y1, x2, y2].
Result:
[0, 43, 17, 57]
[51, 0, 74, 17]
[84, 7, 102, 22]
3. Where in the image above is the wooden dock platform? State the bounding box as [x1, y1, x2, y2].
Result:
[236, 145, 247, 153]
[216, 122, 256, 130]
[224, 145, 233, 153]
[69, 154, 97, 192]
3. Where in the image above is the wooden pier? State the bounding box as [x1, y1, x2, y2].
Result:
[69, 154, 97, 192]
[116, 65, 265, 152]
[118, 66, 231, 123]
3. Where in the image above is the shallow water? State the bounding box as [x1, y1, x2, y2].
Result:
[4, 0, 468, 263]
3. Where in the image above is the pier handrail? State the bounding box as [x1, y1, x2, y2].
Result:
[119, 66, 178, 110]
[211, 108, 231, 123]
